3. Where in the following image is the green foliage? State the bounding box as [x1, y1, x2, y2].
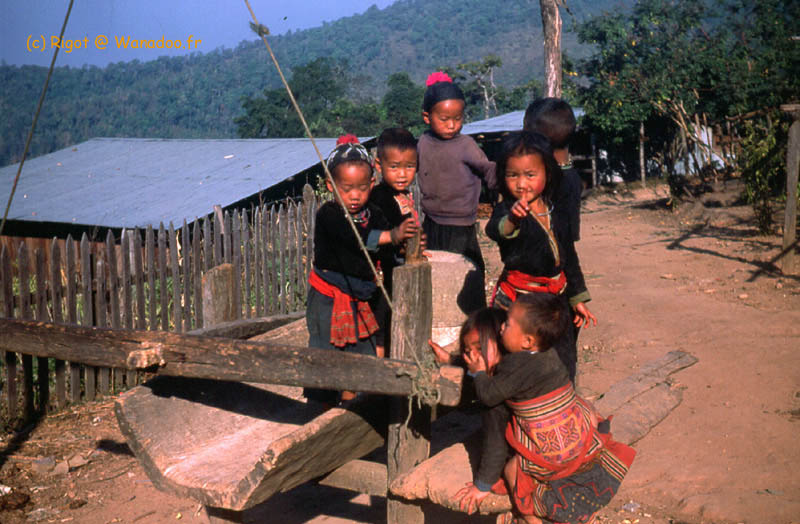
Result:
[1, 0, 617, 166]
[738, 113, 789, 233]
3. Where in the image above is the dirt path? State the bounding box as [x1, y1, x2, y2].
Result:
[2, 181, 799, 523]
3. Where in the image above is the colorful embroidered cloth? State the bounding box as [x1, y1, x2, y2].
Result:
[492, 269, 567, 306]
[501, 384, 636, 523]
[308, 269, 379, 347]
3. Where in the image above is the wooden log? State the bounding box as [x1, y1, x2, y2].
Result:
[115, 376, 386, 511]
[188, 312, 304, 340]
[202, 264, 236, 328]
[0, 318, 463, 405]
[319, 459, 388, 497]
[387, 261, 433, 524]
[65, 236, 80, 402]
[50, 239, 66, 407]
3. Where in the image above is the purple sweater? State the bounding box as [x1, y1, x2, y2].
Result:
[417, 131, 496, 226]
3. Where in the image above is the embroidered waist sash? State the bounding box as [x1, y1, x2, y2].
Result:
[309, 269, 379, 347]
[504, 383, 602, 481]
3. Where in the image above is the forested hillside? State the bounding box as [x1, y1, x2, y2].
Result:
[0, 0, 620, 166]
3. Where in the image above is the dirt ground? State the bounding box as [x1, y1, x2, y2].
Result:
[2, 178, 799, 524]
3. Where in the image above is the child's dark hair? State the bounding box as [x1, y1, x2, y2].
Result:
[513, 293, 569, 351]
[376, 128, 417, 161]
[459, 307, 507, 367]
[523, 98, 576, 149]
[422, 72, 465, 113]
[326, 134, 373, 180]
[497, 131, 562, 203]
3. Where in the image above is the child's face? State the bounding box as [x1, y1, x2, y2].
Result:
[500, 304, 535, 353]
[423, 99, 465, 140]
[326, 162, 374, 215]
[505, 153, 546, 204]
[375, 147, 417, 192]
[462, 328, 501, 371]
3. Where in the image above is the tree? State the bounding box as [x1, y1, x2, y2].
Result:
[381, 73, 424, 130]
[540, 0, 563, 97]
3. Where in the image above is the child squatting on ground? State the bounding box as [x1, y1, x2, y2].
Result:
[457, 293, 635, 524]
[485, 131, 596, 382]
[417, 71, 496, 274]
[305, 135, 418, 405]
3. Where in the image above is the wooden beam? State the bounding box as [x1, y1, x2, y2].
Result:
[318, 459, 387, 496]
[0, 317, 463, 406]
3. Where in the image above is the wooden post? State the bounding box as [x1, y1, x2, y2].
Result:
[202, 263, 237, 328]
[387, 261, 433, 524]
[781, 104, 800, 275]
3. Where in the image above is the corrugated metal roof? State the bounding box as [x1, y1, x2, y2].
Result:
[461, 110, 525, 135]
[1, 137, 343, 230]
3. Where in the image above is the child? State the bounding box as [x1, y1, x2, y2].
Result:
[485, 131, 596, 381]
[306, 135, 417, 404]
[458, 293, 635, 524]
[369, 127, 421, 292]
[429, 307, 513, 497]
[417, 71, 496, 274]
[523, 98, 583, 243]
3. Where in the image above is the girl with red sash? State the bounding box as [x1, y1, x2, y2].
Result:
[306, 135, 418, 405]
[485, 131, 596, 382]
[457, 294, 634, 524]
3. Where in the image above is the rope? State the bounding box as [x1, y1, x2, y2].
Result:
[242, 1, 442, 410]
[0, 0, 75, 238]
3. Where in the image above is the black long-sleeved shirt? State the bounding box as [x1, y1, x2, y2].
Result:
[485, 198, 590, 306]
[472, 349, 569, 489]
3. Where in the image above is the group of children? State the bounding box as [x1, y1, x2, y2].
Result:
[305, 71, 633, 523]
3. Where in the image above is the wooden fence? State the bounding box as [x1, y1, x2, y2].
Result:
[0, 184, 321, 423]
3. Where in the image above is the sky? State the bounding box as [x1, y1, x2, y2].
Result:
[0, 0, 397, 68]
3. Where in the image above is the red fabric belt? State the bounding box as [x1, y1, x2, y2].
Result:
[497, 269, 567, 303]
[309, 270, 379, 347]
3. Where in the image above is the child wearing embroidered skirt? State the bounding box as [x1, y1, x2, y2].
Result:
[485, 131, 596, 382]
[457, 293, 635, 524]
[306, 135, 418, 405]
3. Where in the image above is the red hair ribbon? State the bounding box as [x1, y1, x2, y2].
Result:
[336, 134, 360, 145]
[426, 71, 452, 86]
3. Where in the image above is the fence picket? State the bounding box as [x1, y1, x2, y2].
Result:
[105, 232, 123, 392]
[2, 245, 18, 419]
[203, 216, 212, 271]
[232, 211, 242, 319]
[34, 248, 50, 412]
[80, 234, 95, 401]
[169, 223, 182, 332]
[243, 209, 252, 319]
[255, 207, 263, 317]
[131, 230, 144, 385]
[18, 244, 35, 419]
[213, 212, 222, 268]
[66, 236, 80, 402]
[121, 232, 132, 330]
[158, 223, 168, 330]
[50, 239, 66, 407]
[268, 206, 278, 314]
[193, 220, 203, 327]
[146, 226, 157, 331]
[182, 220, 192, 331]
[95, 258, 110, 396]
[295, 201, 304, 310]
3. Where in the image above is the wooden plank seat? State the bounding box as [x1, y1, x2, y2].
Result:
[389, 351, 698, 515]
